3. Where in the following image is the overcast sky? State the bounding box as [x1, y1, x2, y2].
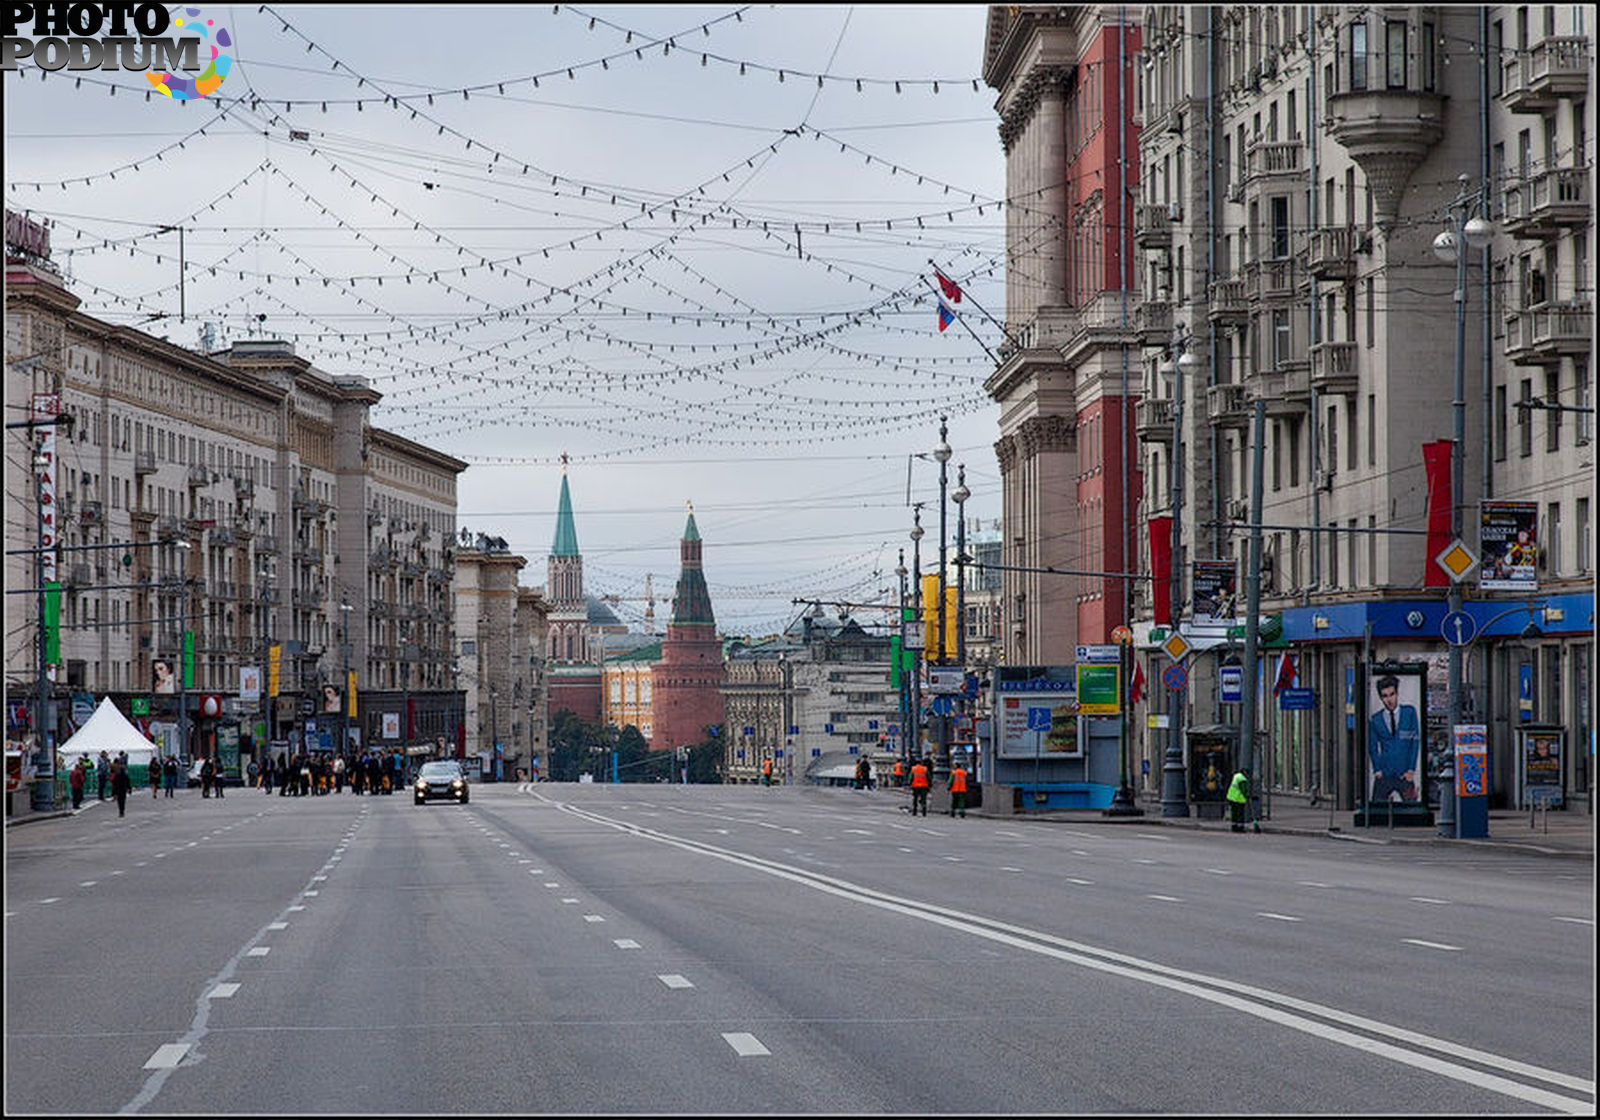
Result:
[5, 4, 1010, 636]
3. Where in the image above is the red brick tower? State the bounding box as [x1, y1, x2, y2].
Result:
[651, 504, 725, 752]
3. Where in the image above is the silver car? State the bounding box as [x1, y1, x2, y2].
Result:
[413, 760, 469, 805]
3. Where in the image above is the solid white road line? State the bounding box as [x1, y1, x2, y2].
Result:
[1257, 912, 1303, 923]
[583, 914, 606, 923]
[1147, 894, 1182, 902]
[1552, 916, 1594, 926]
[613, 939, 641, 950]
[1402, 938, 1463, 952]
[143, 1044, 190, 1069]
[246, 947, 270, 957]
[1409, 897, 1452, 905]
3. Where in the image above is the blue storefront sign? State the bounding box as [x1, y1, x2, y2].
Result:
[1278, 687, 1315, 711]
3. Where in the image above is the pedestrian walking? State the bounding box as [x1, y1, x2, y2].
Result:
[261, 752, 273, 793]
[214, 760, 226, 798]
[163, 754, 178, 797]
[247, 759, 259, 790]
[762, 757, 774, 788]
[1227, 766, 1258, 833]
[892, 759, 906, 788]
[298, 754, 312, 797]
[909, 758, 931, 816]
[96, 750, 110, 800]
[69, 758, 86, 809]
[333, 754, 345, 793]
[150, 755, 163, 798]
[112, 757, 132, 817]
[948, 763, 969, 818]
[200, 756, 215, 798]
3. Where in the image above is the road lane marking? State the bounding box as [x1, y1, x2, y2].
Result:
[207, 984, 240, 999]
[722, 1032, 770, 1057]
[544, 882, 560, 888]
[1064, 878, 1094, 886]
[658, 974, 694, 989]
[583, 914, 606, 923]
[1552, 916, 1593, 926]
[1203, 868, 1233, 875]
[1001, 867, 1023, 872]
[304, 890, 318, 897]
[1147, 894, 1182, 902]
[1257, 913, 1303, 923]
[39, 898, 60, 904]
[1133, 858, 1156, 865]
[143, 1044, 190, 1069]
[79, 881, 97, 887]
[561, 898, 579, 904]
[267, 922, 287, 930]
[549, 796, 1595, 1111]
[1402, 939, 1463, 952]
[613, 939, 641, 950]
[1409, 897, 1452, 905]
[246, 947, 270, 957]
[1298, 881, 1330, 888]
[1134, 833, 1171, 842]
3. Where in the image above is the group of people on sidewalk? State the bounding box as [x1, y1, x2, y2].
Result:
[66, 750, 138, 817]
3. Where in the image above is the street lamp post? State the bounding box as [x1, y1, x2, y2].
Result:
[339, 597, 353, 762]
[1432, 174, 1495, 800]
[1162, 328, 1202, 817]
[895, 550, 909, 762]
[952, 465, 970, 778]
[910, 507, 924, 763]
[933, 417, 952, 782]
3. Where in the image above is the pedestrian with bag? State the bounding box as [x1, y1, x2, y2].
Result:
[948, 762, 969, 818]
[1227, 766, 1258, 833]
[163, 754, 179, 797]
[200, 756, 215, 798]
[909, 757, 931, 816]
[69, 758, 87, 809]
[112, 757, 133, 817]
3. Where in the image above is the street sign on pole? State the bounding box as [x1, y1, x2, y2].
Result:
[1162, 662, 1188, 691]
[1026, 707, 1052, 732]
[1441, 610, 1478, 647]
[1219, 664, 1243, 704]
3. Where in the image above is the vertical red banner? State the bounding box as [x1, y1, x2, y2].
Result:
[1422, 441, 1454, 588]
[1148, 516, 1173, 624]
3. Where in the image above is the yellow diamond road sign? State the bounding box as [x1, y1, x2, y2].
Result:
[1434, 539, 1478, 583]
[1161, 631, 1191, 661]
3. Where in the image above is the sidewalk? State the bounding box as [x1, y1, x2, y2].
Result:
[970, 790, 1595, 859]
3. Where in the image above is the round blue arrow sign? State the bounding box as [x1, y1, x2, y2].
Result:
[1440, 610, 1478, 647]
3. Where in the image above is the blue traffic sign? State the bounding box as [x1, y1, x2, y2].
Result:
[931, 696, 954, 716]
[1441, 610, 1478, 647]
[1162, 662, 1188, 691]
[1026, 706, 1053, 732]
[1219, 664, 1243, 704]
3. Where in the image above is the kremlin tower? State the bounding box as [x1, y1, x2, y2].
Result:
[650, 503, 725, 752]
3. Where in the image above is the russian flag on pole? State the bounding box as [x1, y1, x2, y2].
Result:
[937, 298, 957, 332]
[1272, 652, 1297, 696]
[936, 271, 963, 303]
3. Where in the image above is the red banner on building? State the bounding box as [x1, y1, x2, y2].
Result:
[1422, 441, 1453, 588]
[1148, 516, 1173, 624]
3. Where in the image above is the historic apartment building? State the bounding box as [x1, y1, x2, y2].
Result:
[5, 237, 491, 769]
[986, 5, 1591, 810]
[453, 534, 549, 778]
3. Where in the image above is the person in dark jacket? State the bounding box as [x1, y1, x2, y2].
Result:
[111, 758, 133, 817]
[69, 758, 87, 809]
[163, 755, 179, 797]
[200, 756, 215, 798]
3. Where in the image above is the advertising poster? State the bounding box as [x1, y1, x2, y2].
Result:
[382, 712, 400, 740]
[1522, 729, 1563, 804]
[152, 657, 177, 695]
[1365, 663, 1425, 805]
[1191, 558, 1238, 623]
[239, 666, 261, 703]
[998, 693, 1083, 759]
[1454, 725, 1489, 797]
[1479, 500, 1538, 590]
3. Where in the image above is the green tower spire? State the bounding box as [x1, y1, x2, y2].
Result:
[551, 458, 580, 557]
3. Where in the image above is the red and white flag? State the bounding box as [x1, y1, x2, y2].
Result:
[1129, 659, 1146, 705]
[935, 270, 963, 303]
[1272, 652, 1297, 696]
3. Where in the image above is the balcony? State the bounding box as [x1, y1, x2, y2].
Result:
[1207, 277, 1249, 325]
[1501, 38, 1590, 113]
[292, 588, 326, 609]
[79, 499, 104, 525]
[66, 563, 93, 587]
[1309, 341, 1360, 395]
[1133, 202, 1173, 249]
[1135, 397, 1174, 442]
[256, 534, 280, 554]
[1251, 365, 1309, 417]
[1305, 227, 1363, 281]
[1246, 257, 1299, 303]
[1504, 302, 1592, 365]
[1136, 299, 1172, 345]
[1502, 167, 1590, 240]
[1244, 140, 1302, 185]
[155, 516, 184, 540]
[134, 451, 156, 475]
[1205, 383, 1250, 428]
[186, 464, 211, 488]
[209, 525, 237, 546]
[233, 476, 255, 500]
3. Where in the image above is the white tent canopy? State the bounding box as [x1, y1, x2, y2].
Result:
[57, 697, 157, 767]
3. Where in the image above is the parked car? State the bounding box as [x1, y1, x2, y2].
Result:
[414, 760, 469, 805]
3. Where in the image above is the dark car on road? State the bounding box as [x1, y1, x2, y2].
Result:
[414, 760, 469, 805]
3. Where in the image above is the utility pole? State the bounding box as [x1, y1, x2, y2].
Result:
[1239, 401, 1267, 806]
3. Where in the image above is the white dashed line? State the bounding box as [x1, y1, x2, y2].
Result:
[39, 898, 60, 905]
[304, 890, 319, 897]
[1552, 916, 1594, 926]
[1409, 897, 1451, 905]
[79, 881, 97, 888]
[1065, 878, 1093, 886]
[246, 947, 270, 957]
[544, 882, 560, 888]
[722, 1032, 770, 1057]
[1257, 912, 1303, 922]
[1132, 858, 1156, 865]
[1146, 894, 1182, 902]
[1402, 938, 1463, 952]
[1203, 868, 1233, 875]
[583, 914, 606, 923]
[207, 983, 241, 999]
[658, 974, 694, 989]
[1001, 866, 1023, 872]
[1299, 881, 1330, 888]
[561, 898, 580, 904]
[143, 1043, 190, 1069]
[267, 922, 288, 930]
[613, 939, 641, 950]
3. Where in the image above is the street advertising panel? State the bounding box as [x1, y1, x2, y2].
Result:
[1075, 664, 1120, 715]
[1364, 662, 1426, 806]
[1454, 725, 1489, 797]
[998, 692, 1083, 759]
[1191, 558, 1238, 623]
[382, 712, 400, 740]
[1521, 727, 1564, 807]
[1479, 500, 1538, 590]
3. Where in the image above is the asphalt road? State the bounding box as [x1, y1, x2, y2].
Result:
[5, 782, 1594, 1115]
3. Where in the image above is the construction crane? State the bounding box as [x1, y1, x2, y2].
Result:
[601, 573, 658, 634]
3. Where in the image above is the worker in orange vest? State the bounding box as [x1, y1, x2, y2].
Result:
[892, 759, 906, 787]
[909, 758, 931, 816]
[762, 757, 774, 787]
[948, 763, 969, 818]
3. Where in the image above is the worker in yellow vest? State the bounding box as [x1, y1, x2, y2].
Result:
[1227, 766, 1258, 833]
[948, 764, 969, 818]
[909, 759, 931, 816]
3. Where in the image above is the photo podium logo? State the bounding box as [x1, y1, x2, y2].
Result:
[3, 3, 233, 100]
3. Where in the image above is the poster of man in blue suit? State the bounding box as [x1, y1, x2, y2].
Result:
[1367, 671, 1422, 803]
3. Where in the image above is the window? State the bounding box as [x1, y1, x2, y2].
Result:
[1271, 421, 1282, 491]
[1519, 379, 1534, 456]
[1273, 309, 1292, 367]
[1422, 22, 1436, 91]
[1365, 278, 1375, 347]
[1271, 196, 1290, 258]
[1494, 385, 1509, 460]
[1350, 21, 1368, 90]
[1288, 419, 1301, 488]
[1326, 405, 1338, 476]
[1287, 89, 1298, 139]
[1548, 503, 1562, 575]
[1327, 523, 1339, 587]
[1579, 498, 1591, 572]
[1346, 399, 1358, 470]
[1385, 21, 1407, 88]
[1492, 20, 1504, 96]
[1368, 516, 1378, 582]
[1367, 395, 1377, 466]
